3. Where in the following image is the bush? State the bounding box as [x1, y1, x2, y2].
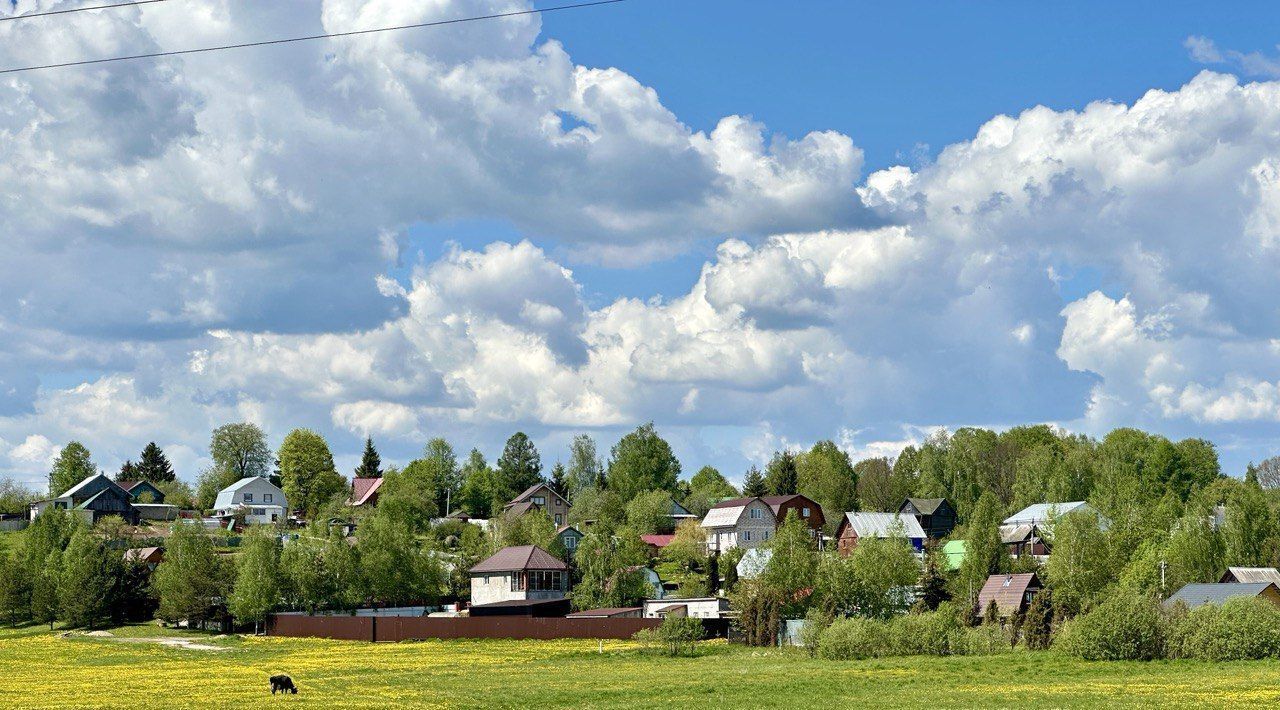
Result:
[634, 615, 705, 656]
[1056, 590, 1165, 661]
[797, 608, 830, 656]
[887, 606, 964, 656]
[956, 624, 1011, 656]
[1167, 598, 1280, 661]
[816, 617, 889, 660]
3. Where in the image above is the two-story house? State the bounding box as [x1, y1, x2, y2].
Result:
[899, 497, 957, 539]
[213, 477, 287, 525]
[700, 497, 777, 552]
[503, 483, 571, 527]
[29, 473, 140, 525]
[469, 545, 569, 606]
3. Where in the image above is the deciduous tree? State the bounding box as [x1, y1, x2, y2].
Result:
[48, 441, 95, 497]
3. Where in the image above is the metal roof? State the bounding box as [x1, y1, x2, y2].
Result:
[903, 498, 948, 515]
[1221, 567, 1280, 585]
[60, 473, 121, 500]
[999, 523, 1035, 544]
[1002, 502, 1092, 526]
[213, 476, 284, 511]
[469, 545, 568, 573]
[701, 503, 749, 528]
[566, 607, 641, 618]
[348, 477, 383, 506]
[841, 512, 926, 539]
[977, 573, 1041, 616]
[1165, 582, 1279, 610]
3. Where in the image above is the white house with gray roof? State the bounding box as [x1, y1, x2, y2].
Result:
[214, 477, 286, 525]
[701, 497, 776, 552]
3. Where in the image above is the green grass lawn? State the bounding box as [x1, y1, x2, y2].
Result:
[0, 623, 1277, 708]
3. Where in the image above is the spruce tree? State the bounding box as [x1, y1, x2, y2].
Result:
[136, 442, 176, 482]
[354, 437, 383, 479]
[549, 462, 569, 497]
[497, 432, 542, 499]
[742, 467, 767, 497]
[764, 450, 799, 496]
[59, 529, 120, 629]
[116, 460, 139, 482]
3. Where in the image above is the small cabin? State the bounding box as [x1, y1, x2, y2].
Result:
[898, 498, 956, 539]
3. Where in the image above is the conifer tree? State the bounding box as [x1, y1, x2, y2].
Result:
[136, 442, 176, 482]
[353, 437, 383, 479]
[742, 467, 767, 497]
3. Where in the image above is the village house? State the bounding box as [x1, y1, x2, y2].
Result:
[1165, 582, 1280, 610]
[643, 597, 730, 619]
[469, 545, 569, 606]
[667, 498, 698, 526]
[116, 480, 166, 503]
[213, 477, 287, 526]
[503, 483, 571, 527]
[347, 477, 384, 508]
[976, 573, 1043, 617]
[701, 497, 777, 552]
[759, 494, 825, 537]
[834, 512, 926, 556]
[123, 546, 165, 569]
[640, 533, 676, 556]
[555, 525, 584, 557]
[898, 498, 957, 539]
[29, 473, 140, 525]
[999, 501, 1105, 558]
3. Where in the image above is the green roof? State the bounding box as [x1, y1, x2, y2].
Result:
[942, 539, 966, 571]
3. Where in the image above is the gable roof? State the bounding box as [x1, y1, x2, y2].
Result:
[1002, 502, 1092, 526]
[116, 480, 142, 492]
[214, 476, 284, 511]
[61, 473, 124, 501]
[902, 498, 949, 515]
[1220, 567, 1280, 585]
[977, 573, 1042, 616]
[123, 547, 164, 563]
[507, 482, 564, 507]
[668, 498, 695, 517]
[702, 498, 775, 528]
[349, 477, 384, 506]
[1165, 582, 1279, 610]
[840, 512, 926, 539]
[470, 545, 568, 573]
[555, 525, 582, 537]
[999, 523, 1035, 545]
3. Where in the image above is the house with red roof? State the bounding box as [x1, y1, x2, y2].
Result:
[347, 477, 384, 507]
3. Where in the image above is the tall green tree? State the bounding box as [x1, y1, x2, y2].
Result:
[852, 457, 899, 511]
[606, 423, 681, 500]
[625, 489, 676, 535]
[48, 441, 95, 497]
[549, 462, 569, 497]
[761, 512, 818, 615]
[228, 530, 282, 633]
[955, 491, 1007, 607]
[566, 434, 604, 497]
[796, 440, 857, 524]
[496, 432, 543, 500]
[1224, 475, 1277, 567]
[136, 442, 176, 482]
[457, 450, 497, 517]
[422, 438, 461, 516]
[375, 467, 437, 533]
[116, 460, 139, 482]
[353, 437, 383, 479]
[359, 513, 443, 606]
[1044, 509, 1111, 616]
[210, 422, 272, 482]
[277, 429, 347, 520]
[280, 536, 333, 614]
[742, 467, 767, 497]
[154, 522, 231, 628]
[763, 450, 799, 496]
[58, 529, 120, 629]
[0, 477, 35, 516]
[682, 466, 738, 517]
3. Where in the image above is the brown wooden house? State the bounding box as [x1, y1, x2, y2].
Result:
[761, 494, 825, 536]
[976, 573, 1042, 618]
[503, 483, 572, 527]
[898, 498, 956, 539]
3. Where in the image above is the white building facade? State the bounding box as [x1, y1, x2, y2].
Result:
[213, 477, 287, 525]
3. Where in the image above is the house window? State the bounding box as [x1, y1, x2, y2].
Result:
[252, 508, 265, 516]
[743, 531, 752, 542]
[243, 493, 253, 502]
[511, 573, 526, 592]
[264, 494, 273, 503]
[271, 514, 278, 522]
[565, 536, 577, 549]
[749, 508, 763, 519]
[801, 507, 811, 518]
[533, 496, 546, 505]
[555, 514, 563, 525]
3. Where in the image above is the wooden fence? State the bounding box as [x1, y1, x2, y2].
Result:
[267, 614, 729, 642]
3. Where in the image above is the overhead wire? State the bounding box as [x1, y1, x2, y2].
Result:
[0, 0, 168, 23]
[0, 0, 629, 75]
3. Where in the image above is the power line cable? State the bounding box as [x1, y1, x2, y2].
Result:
[0, 0, 168, 23]
[0, 0, 627, 75]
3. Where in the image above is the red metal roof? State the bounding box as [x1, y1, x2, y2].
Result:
[977, 573, 1041, 616]
[349, 477, 383, 506]
[470, 545, 569, 573]
[640, 534, 676, 548]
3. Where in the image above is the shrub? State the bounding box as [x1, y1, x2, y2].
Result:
[1167, 598, 1280, 661]
[634, 615, 705, 656]
[956, 624, 1011, 656]
[887, 606, 964, 656]
[816, 617, 890, 660]
[798, 608, 831, 656]
[1056, 590, 1165, 661]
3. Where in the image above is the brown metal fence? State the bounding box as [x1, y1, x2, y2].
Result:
[267, 614, 729, 642]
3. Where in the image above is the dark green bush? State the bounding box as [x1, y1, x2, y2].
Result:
[1167, 598, 1280, 661]
[634, 615, 705, 656]
[815, 606, 1011, 660]
[816, 617, 888, 660]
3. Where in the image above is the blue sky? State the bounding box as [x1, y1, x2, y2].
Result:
[2, 0, 1280, 487]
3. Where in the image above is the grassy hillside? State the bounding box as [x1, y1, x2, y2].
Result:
[0, 624, 1276, 708]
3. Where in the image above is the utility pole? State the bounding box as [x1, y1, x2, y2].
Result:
[1160, 559, 1167, 596]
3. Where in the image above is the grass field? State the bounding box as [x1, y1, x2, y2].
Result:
[1, 624, 1278, 708]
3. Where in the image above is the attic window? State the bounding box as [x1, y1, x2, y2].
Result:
[533, 496, 546, 505]
[1003, 578, 1013, 587]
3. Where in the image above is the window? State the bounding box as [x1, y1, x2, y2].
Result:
[749, 507, 763, 519]
[555, 514, 563, 525]
[252, 508, 265, 516]
[511, 573, 526, 592]
[801, 507, 811, 518]
[528, 570, 564, 592]
[264, 494, 273, 503]
[565, 535, 577, 549]
[243, 493, 253, 502]
[743, 531, 752, 542]
[271, 514, 278, 522]
[533, 495, 546, 505]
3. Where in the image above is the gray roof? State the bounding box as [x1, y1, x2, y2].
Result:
[999, 523, 1035, 544]
[904, 498, 948, 514]
[61, 473, 121, 500]
[841, 512, 926, 540]
[213, 476, 284, 511]
[1164, 582, 1278, 610]
[1002, 502, 1093, 526]
[1222, 567, 1280, 585]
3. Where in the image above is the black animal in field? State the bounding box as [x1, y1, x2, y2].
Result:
[269, 674, 298, 695]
